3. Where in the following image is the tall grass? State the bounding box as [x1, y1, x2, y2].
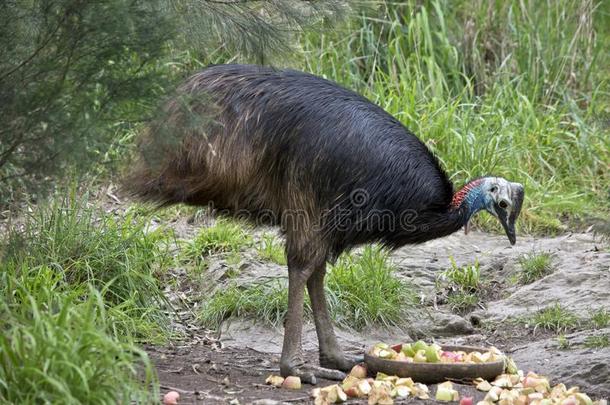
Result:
[1, 191, 172, 342]
[0, 191, 173, 402]
[299, 0, 610, 232]
[0, 265, 158, 404]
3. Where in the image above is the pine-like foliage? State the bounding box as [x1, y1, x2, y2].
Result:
[167, 0, 349, 63]
[0, 0, 350, 205]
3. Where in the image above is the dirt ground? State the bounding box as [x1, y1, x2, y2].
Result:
[149, 344, 489, 404]
[141, 203, 610, 405]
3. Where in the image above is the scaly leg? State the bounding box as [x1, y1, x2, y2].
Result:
[307, 265, 361, 371]
[280, 264, 346, 384]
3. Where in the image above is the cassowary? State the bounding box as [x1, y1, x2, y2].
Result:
[127, 64, 524, 383]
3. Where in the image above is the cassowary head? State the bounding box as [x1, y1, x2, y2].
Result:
[460, 177, 525, 245]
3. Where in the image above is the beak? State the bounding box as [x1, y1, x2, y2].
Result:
[497, 183, 524, 245]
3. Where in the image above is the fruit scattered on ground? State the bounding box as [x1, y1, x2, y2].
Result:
[282, 375, 302, 390]
[473, 372, 606, 405]
[312, 367, 429, 404]
[265, 374, 285, 387]
[162, 391, 180, 405]
[436, 381, 460, 402]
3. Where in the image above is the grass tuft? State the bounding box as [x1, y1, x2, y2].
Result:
[438, 258, 483, 313]
[556, 334, 571, 350]
[442, 258, 481, 291]
[326, 245, 416, 329]
[447, 292, 480, 313]
[584, 334, 610, 349]
[256, 234, 287, 265]
[198, 279, 293, 328]
[526, 303, 580, 333]
[590, 308, 610, 329]
[182, 218, 252, 264]
[518, 252, 554, 284]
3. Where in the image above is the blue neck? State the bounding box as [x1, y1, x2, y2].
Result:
[462, 186, 487, 224]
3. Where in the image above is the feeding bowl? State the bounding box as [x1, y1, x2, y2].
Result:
[364, 344, 505, 384]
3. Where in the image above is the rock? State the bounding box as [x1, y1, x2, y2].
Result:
[410, 311, 474, 337]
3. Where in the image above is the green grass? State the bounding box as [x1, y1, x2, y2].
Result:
[584, 334, 610, 349]
[526, 303, 580, 333]
[0, 265, 158, 404]
[518, 252, 554, 284]
[325, 245, 416, 328]
[256, 234, 287, 265]
[590, 308, 610, 329]
[198, 279, 294, 328]
[0, 189, 174, 402]
[447, 292, 480, 313]
[1, 191, 173, 343]
[199, 245, 415, 329]
[299, 0, 610, 233]
[182, 218, 252, 264]
[556, 334, 571, 350]
[438, 258, 483, 312]
[441, 258, 481, 292]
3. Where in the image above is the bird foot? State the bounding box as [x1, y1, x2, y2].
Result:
[280, 363, 346, 385]
[320, 352, 364, 372]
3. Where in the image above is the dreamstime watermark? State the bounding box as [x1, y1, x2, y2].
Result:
[200, 188, 426, 235]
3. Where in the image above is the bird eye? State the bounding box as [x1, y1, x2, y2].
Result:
[499, 200, 508, 209]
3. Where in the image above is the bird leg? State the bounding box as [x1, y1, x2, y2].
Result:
[307, 265, 361, 372]
[280, 263, 346, 384]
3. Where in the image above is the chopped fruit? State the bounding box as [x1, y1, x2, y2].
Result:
[370, 342, 502, 364]
[368, 384, 393, 405]
[316, 348, 604, 405]
[282, 376, 302, 390]
[394, 351, 409, 361]
[574, 393, 594, 405]
[401, 343, 415, 357]
[392, 385, 411, 398]
[436, 381, 460, 402]
[460, 397, 474, 405]
[476, 380, 493, 392]
[562, 396, 579, 405]
[358, 379, 373, 395]
[349, 363, 368, 379]
[492, 374, 514, 388]
[413, 383, 430, 400]
[265, 374, 284, 387]
[341, 375, 359, 391]
[378, 349, 395, 359]
[163, 391, 180, 405]
[425, 345, 441, 363]
[485, 386, 503, 402]
[327, 385, 348, 403]
[313, 384, 348, 404]
[413, 349, 427, 363]
[413, 340, 428, 352]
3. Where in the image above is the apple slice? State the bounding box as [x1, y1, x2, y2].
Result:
[282, 376, 302, 390]
[349, 363, 367, 379]
[265, 374, 284, 387]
